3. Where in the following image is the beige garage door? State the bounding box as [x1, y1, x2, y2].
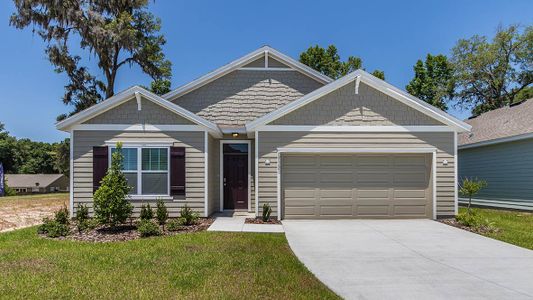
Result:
[282, 153, 432, 219]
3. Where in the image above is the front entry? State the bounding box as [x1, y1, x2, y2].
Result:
[222, 142, 249, 210]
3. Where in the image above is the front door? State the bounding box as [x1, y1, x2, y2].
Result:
[223, 143, 249, 210]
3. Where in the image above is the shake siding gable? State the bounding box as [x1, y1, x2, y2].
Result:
[72, 130, 206, 217]
[271, 82, 444, 126]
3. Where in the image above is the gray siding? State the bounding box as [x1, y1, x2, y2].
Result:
[242, 56, 265, 68]
[171, 70, 324, 126]
[84, 97, 194, 125]
[257, 132, 455, 218]
[271, 82, 443, 126]
[72, 130, 206, 217]
[459, 139, 533, 202]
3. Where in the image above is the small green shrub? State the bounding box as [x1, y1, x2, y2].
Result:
[180, 205, 198, 226]
[54, 206, 70, 225]
[262, 203, 272, 222]
[156, 199, 168, 226]
[140, 203, 154, 221]
[75, 204, 90, 232]
[456, 211, 479, 227]
[167, 219, 182, 231]
[138, 220, 161, 237]
[38, 217, 70, 238]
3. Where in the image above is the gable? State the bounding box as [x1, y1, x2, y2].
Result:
[242, 56, 265, 68]
[83, 96, 194, 125]
[270, 81, 444, 126]
[172, 69, 324, 126]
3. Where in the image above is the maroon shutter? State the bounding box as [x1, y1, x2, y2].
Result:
[170, 147, 186, 196]
[93, 146, 109, 193]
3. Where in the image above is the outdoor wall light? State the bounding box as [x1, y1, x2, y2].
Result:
[232, 132, 239, 137]
[442, 159, 448, 166]
[265, 159, 271, 166]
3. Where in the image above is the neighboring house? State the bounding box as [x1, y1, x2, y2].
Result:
[56, 46, 470, 219]
[5, 174, 69, 194]
[458, 99, 533, 210]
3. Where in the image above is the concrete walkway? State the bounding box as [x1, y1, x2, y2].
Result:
[283, 219, 533, 300]
[207, 212, 284, 233]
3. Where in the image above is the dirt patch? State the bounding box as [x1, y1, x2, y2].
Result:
[245, 218, 281, 225]
[439, 218, 499, 235]
[0, 194, 67, 232]
[42, 218, 214, 243]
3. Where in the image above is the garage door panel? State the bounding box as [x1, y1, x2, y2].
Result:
[282, 153, 432, 219]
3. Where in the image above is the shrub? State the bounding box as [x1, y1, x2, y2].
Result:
[140, 203, 154, 220]
[75, 204, 90, 231]
[459, 178, 487, 214]
[156, 199, 168, 226]
[180, 205, 198, 226]
[167, 219, 182, 231]
[38, 217, 70, 238]
[456, 211, 497, 232]
[54, 206, 70, 225]
[262, 203, 272, 222]
[138, 220, 161, 237]
[93, 142, 133, 227]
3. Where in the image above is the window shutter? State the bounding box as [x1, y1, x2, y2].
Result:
[93, 146, 109, 193]
[170, 147, 186, 196]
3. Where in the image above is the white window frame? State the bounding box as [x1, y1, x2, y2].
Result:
[108, 145, 171, 200]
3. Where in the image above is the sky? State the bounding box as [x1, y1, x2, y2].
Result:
[0, 0, 532, 143]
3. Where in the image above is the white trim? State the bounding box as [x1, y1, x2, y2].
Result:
[135, 91, 142, 111]
[105, 141, 173, 147]
[432, 150, 437, 219]
[246, 70, 471, 133]
[275, 147, 438, 220]
[276, 147, 437, 154]
[237, 67, 295, 71]
[458, 132, 533, 149]
[73, 124, 205, 131]
[354, 75, 361, 94]
[257, 125, 455, 132]
[255, 131, 259, 216]
[55, 86, 222, 137]
[219, 140, 252, 212]
[162, 46, 332, 101]
[129, 195, 173, 200]
[454, 131, 458, 215]
[264, 50, 268, 68]
[204, 131, 209, 217]
[69, 130, 74, 218]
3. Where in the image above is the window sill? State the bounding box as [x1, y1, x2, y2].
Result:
[128, 195, 173, 200]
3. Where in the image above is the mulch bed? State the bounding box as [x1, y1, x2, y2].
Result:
[438, 218, 499, 235]
[40, 218, 214, 243]
[245, 218, 281, 225]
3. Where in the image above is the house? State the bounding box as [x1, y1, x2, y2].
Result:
[56, 46, 470, 219]
[5, 174, 69, 194]
[458, 99, 533, 210]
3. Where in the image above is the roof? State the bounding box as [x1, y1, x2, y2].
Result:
[458, 98, 533, 148]
[55, 86, 223, 137]
[245, 69, 472, 133]
[162, 46, 333, 101]
[5, 174, 66, 188]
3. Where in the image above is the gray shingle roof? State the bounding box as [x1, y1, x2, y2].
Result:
[458, 98, 533, 146]
[5, 174, 65, 188]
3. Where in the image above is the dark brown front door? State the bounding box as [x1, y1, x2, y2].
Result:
[223, 143, 248, 210]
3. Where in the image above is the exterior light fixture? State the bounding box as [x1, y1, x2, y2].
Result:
[232, 132, 239, 137]
[265, 159, 271, 166]
[442, 159, 448, 166]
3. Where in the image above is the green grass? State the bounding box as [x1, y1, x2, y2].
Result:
[0, 193, 69, 208]
[459, 207, 533, 250]
[0, 228, 338, 299]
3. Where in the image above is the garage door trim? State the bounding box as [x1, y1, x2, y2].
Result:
[276, 147, 437, 220]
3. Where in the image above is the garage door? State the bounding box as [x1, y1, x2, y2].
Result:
[282, 153, 432, 219]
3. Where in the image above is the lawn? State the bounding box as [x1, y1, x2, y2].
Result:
[0, 193, 69, 231]
[0, 228, 339, 299]
[459, 207, 533, 250]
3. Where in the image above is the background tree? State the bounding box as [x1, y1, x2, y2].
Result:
[0, 123, 17, 173]
[15, 139, 56, 174]
[54, 138, 70, 177]
[10, 0, 172, 120]
[406, 54, 454, 111]
[451, 24, 532, 116]
[299, 45, 385, 80]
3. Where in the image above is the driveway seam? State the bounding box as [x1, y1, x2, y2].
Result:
[363, 221, 533, 299]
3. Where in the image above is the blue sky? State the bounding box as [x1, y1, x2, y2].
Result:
[0, 0, 532, 142]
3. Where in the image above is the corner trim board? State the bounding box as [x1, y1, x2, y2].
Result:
[69, 130, 74, 218]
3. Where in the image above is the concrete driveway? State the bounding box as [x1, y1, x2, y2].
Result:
[283, 220, 533, 300]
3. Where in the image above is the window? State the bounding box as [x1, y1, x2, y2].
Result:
[110, 147, 169, 196]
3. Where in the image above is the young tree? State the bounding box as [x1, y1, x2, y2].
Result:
[10, 0, 172, 120]
[299, 45, 385, 80]
[406, 54, 454, 111]
[459, 178, 487, 214]
[93, 143, 133, 227]
[451, 24, 532, 116]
